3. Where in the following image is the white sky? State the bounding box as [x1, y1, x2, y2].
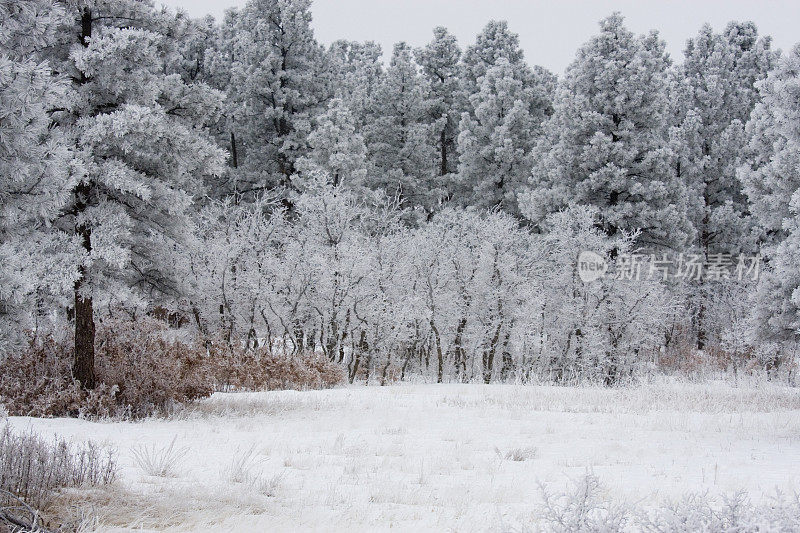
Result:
[158, 0, 800, 75]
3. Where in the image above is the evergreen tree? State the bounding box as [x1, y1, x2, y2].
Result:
[364, 42, 439, 214]
[48, 0, 226, 388]
[0, 0, 75, 353]
[416, 27, 462, 200]
[672, 21, 775, 255]
[295, 98, 371, 193]
[521, 13, 693, 250]
[210, 0, 331, 200]
[739, 45, 800, 342]
[456, 20, 554, 215]
[460, 20, 526, 100]
[327, 40, 384, 130]
[739, 45, 800, 243]
[456, 59, 547, 214]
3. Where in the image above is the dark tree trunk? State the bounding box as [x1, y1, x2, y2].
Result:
[482, 322, 503, 384]
[440, 129, 448, 177]
[453, 315, 467, 382]
[431, 320, 444, 383]
[230, 131, 238, 168]
[697, 208, 710, 350]
[73, 273, 95, 390]
[73, 181, 95, 390]
[73, 9, 95, 390]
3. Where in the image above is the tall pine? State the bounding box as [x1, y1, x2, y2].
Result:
[48, 0, 226, 388]
[521, 13, 693, 250]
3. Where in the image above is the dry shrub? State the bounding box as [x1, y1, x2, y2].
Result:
[94, 318, 214, 418]
[0, 425, 116, 527]
[0, 318, 213, 419]
[0, 318, 343, 419]
[0, 335, 116, 418]
[206, 341, 344, 392]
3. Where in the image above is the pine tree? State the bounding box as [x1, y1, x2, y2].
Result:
[327, 40, 384, 130]
[456, 59, 547, 214]
[364, 42, 439, 214]
[47, 1, 226, 388]
[669, 22, 775, 350]
[672, 22, 775, 255]
[521, 13, 693, 250]
[416, 27, 462, 200]
[460, 20, 526, 100]
[0, 0, 75, 353]
[739, 45, 800, 243]
[456, 21, 554, 215]
[211, 0, 331, 201]
[295, 98, 371, 193]
[739, 44, 800, 342]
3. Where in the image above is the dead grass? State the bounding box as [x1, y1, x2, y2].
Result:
[131, 436, 187, 478]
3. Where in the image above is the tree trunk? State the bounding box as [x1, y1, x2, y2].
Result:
[440, 128, 447, 177]
[230, 131, 238, 168]
[72, 9, 96, 390]
[453, 315, 467, 382]
[73, 275, 95, 390]
[431, 320, 444, 383]
[482, 322, 503, 384]
[73, 184, 95, 389]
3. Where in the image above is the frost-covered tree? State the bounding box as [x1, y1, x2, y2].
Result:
[739, 44, 800, 343]
[416, 27, 462, 199]
[327, 40, 383, 130]
[210, 0, 331, 201]
[0, 0, 75, 353]
[180, 195, 287, 348]
[364, 43, 439, 214]
[460, 20, 526, 100]
[672, 22, 775, 255]
[669, 22, 774, 350]
[456, 58, 549, 214]
[47, 0, 226, 388]
[295, 98, 371, 193]
[739, 45, 800, 244]
[523, 205, 672, 384]
[522, 14, 693, 251]
[456, 20, 554, 215]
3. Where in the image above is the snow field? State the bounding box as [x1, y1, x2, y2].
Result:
[8, 379, 800, 531]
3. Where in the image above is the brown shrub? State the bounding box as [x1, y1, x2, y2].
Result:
[94, 318, 215, 417]
[0, 318, 214, 418]
[206, 341, 344, 392]
[0, 319, 344, 419]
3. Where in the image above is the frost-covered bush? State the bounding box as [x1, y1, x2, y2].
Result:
[537, 473, 629, 532]
[636, 491, 800, 532]
[0, 316, 344, 419]
[530, 474, 800, 532]
[0, 318, 214, 418]
[0, 425, 116, 514]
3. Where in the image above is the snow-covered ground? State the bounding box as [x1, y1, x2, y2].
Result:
[7, 379, 800, 531]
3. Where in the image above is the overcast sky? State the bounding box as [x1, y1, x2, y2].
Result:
[158, 0, 800, 74]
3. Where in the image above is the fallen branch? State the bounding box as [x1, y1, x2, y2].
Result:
[0, 489, 55, 533]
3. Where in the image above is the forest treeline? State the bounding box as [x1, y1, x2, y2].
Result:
[2, 0, 800, 388]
